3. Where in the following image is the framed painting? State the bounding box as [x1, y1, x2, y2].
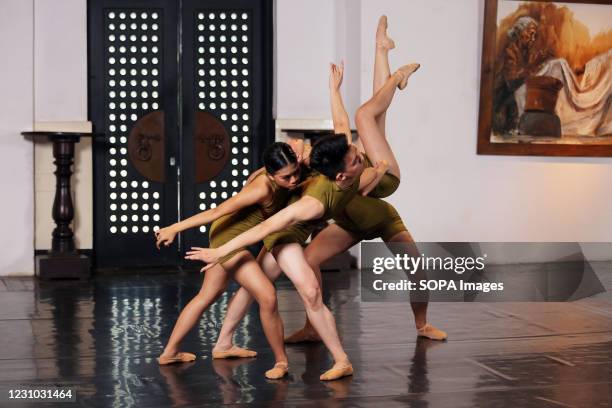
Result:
[477, 0, 612, 156]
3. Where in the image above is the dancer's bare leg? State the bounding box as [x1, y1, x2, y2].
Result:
[373, 15, 394, 139]
[284, 225, 356, 343]
[355, 64, 418, 180]
[273, 243, 353, 380]
[214, 248, 283, 351]
[387, 231, 447, 340]
[227, 252, 288, 371]
[159, 264, 230, 362]
[213, 244, 353, 379]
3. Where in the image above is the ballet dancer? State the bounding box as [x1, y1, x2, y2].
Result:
[155, 142, 301, 379]
[186, 135, 366, 381]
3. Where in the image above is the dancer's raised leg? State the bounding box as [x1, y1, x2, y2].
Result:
[158, 264, 230, 364]
[355, 64, 419, 180]
[373, 15, 394, 139]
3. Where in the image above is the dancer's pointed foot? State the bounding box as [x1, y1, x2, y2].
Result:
[212, 345, 257, 359]
[396, 63, 421, 90]
[320, 360, 354, 381]
[284, 327, 322, 344]
[265, 362, 289, 379]
[376, 15, 395, 50]
[158, 351, 196, 365]
[417, 323, 448, 341]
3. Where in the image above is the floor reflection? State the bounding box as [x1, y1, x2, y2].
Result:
[0, 264, 610, 407]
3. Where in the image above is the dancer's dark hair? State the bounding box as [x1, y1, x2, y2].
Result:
[310, 134, 350, 179]
[263, 142, 298, 175]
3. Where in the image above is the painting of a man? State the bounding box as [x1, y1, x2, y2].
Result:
[481, 0, 612, 153]
[493, 16, 553, 134]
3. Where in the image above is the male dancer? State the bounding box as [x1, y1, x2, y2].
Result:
[287, 15, 447, 342]
[213, 16, 447, 353]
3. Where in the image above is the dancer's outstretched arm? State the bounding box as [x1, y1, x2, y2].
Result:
[155, 175, 272, 248]
[186, 196, 325, 268]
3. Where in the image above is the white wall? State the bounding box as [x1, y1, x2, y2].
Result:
[0, 0, 89, 275]
[276, 0, 362, 122]
[358, 0, 612, 243]
[333, 0, 361, 127]
[275, 0, 612, 263]
[0, 0, 35, 276]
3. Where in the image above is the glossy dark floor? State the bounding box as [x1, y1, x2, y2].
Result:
[1, 262, 611, 407]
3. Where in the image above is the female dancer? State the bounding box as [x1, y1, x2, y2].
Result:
[211, 15, 446, 352]
[155, 142, 301, 379]
[187, 135, 364, 381]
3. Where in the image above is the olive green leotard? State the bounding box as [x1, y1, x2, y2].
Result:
[209, 172, 291, 264]
[363, 154, 400, 198]
[334, 194, 406, 242]
[263, 173, 360, 250]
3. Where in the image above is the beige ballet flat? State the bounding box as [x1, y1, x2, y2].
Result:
[320, 362, 354, 381]
[417, 323, 448, 341]
[396, 63, 421, 90]
[265, 362, 289, 379]
[212, 345, 257, 359]
[376, 15, 395, 50]
[157, 352, 196, 365]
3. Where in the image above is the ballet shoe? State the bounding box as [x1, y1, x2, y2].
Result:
[396, 63, 421, 90]
[416, 323, 448, 341]
[320, 361, 354, 381]
[376, 15, 395, 50]
[284, 327, 322, 344]
[157, 352, 196, 365]
[265, 362, 289, 379]
[212, 345, 257, 359]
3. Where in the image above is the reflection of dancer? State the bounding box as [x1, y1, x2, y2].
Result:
[213, 16, 446, 351]
[155, 143, 300, 379]
[408, 337, 438, 395]
[211, 358, 258, 404]
[158, 363, 195, 407]
[187, 136, 366, 381]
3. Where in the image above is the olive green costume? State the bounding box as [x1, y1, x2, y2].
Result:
[209, 172, 291, 264]
[263, 173, 360, 250]
[363, 154, 400, 198]
[332, 153, 404, 242]
[334, 194, 406, 242]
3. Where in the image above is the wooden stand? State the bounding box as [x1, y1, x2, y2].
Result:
[22, 131, 92, 280]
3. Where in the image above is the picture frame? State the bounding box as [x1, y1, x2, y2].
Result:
[477, 0, 612, 156]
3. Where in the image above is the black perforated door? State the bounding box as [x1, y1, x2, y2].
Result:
[89, 0, 272, 268]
